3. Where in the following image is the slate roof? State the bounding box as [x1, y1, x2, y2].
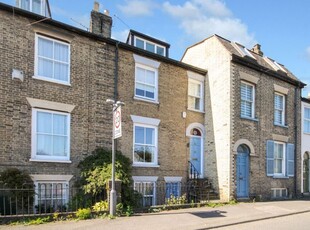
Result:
[183, 34, 305, 87]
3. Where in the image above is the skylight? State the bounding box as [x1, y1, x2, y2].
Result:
[264, 57, 287, 73]
[232, 42, 256, 59]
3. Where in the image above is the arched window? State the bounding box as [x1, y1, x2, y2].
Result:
[190, 128, 201, 136]
[237, 144, 250, 154]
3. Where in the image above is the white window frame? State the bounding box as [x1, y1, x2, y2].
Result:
[133, 55, 160, 103]
[18, 0, 48, 16]
[134, 37, 166, 56]
[133, 123, 158, 167]
[188, 79, 204, 112]
[304, 107, 310, 134]
[241, 81, 255, 119]
[274, 93, 285, 126]
[131, 115, 160, 167]
[135, 63, 158, 102]
[31, 108, 71, 162]
[274, 141, 286, 177]
[133, 176, 158, 207]
[34, 34, 71, 85]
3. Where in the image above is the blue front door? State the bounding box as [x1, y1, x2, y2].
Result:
[190, 137, 202, 175]
[236, 153, 249, 198]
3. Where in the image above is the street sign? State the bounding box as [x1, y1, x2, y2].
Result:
[113, 106, 122, 139]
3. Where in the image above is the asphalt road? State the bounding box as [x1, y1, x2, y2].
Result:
[217, 212, 310, 230]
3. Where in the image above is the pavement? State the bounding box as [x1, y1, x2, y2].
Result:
[1, 200, 310, 230]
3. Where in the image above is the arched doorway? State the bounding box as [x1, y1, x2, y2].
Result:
[303, 152, 310, 193]
[236, 144, 250, 198]
[189, 128, 203, 177]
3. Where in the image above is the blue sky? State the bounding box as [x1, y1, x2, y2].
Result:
[2, 0, 310, 94]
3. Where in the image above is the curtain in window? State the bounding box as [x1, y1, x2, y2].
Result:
[37, 37, 69, 82]
[36, 111, 68, 157]
[135, 67, 155, 99]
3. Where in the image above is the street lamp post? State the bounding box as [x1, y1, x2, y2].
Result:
[106, 99, 125, 216]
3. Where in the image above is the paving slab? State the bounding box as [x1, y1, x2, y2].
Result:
[1, 200, 310, 230]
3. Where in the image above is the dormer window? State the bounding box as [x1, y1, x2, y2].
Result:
[135, 38, 166, 56]
[17, 0, 51, 17]
[126, 30, 170, 57]
[232, 42, 256, 59]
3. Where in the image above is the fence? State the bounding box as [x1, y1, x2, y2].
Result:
[0, 181, 213, 216]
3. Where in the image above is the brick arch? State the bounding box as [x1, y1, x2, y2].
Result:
[233, 139, 255, 155]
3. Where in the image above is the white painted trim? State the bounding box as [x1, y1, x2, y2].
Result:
[133, 54, 160, 68]
[187, 71, 205, 82]
[188, 78, 204, 112]
[274, 84, 289, 95]
[186, 123, 205, 136]
[31, 174, 73, 182]
[34, 34, 71, 85]
[27, 97, 75, 113]
[131, 115, 160, 126]
[233, 139, 255, 155]
[29, 159, 72, 163]
[241, 81, 256, 119]
[164, 177, 182, 182]
[31, 108, 71, 162]
[132, 176, 158, 182]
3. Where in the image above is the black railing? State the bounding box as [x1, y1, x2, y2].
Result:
[188, 161, 200, 180]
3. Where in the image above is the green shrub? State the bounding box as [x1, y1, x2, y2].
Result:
[92, 200, 108, 212]
[166, 194, 187, 205]
[76, 208, 92, 220]
[0, 168, 34, 215]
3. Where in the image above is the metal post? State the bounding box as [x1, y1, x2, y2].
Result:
[110, 106, 116, 216]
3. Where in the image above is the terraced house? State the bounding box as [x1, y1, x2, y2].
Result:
[301, 97, 310, 195]
[0, 0, 209, 210]
[182, 35, 305, 201]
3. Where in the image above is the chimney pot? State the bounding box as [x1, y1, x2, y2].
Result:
[104, 9, 110, 16]
[93, 1, 99, 12]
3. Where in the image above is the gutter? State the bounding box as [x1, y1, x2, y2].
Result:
[231, 54, 306, 88]
[0, 3, 206, 76]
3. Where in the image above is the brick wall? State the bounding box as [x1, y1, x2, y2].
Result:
[0, 9, 114, 178]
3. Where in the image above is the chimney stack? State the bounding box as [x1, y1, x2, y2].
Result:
[90, 1, 112, 38]
[251, 44, 263, 56]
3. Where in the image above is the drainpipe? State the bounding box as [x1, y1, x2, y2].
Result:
[294, 86, 299, 197]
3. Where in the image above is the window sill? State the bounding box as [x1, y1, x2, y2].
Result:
[187, 108, 205, 114]
[33, 76, 71, 86]
[272, 175, 289, 179]
[303, 132, 310, 135]
[132, 163, 160, 168]
[30, 158, 72, 164]
[274, 123, 288, 128]
[133, 96, 159, 104]
[240, 116, 258, 122]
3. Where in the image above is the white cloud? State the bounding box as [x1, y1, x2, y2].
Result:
[117, 0, 158, 17]
[163, 0, 256, 48]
